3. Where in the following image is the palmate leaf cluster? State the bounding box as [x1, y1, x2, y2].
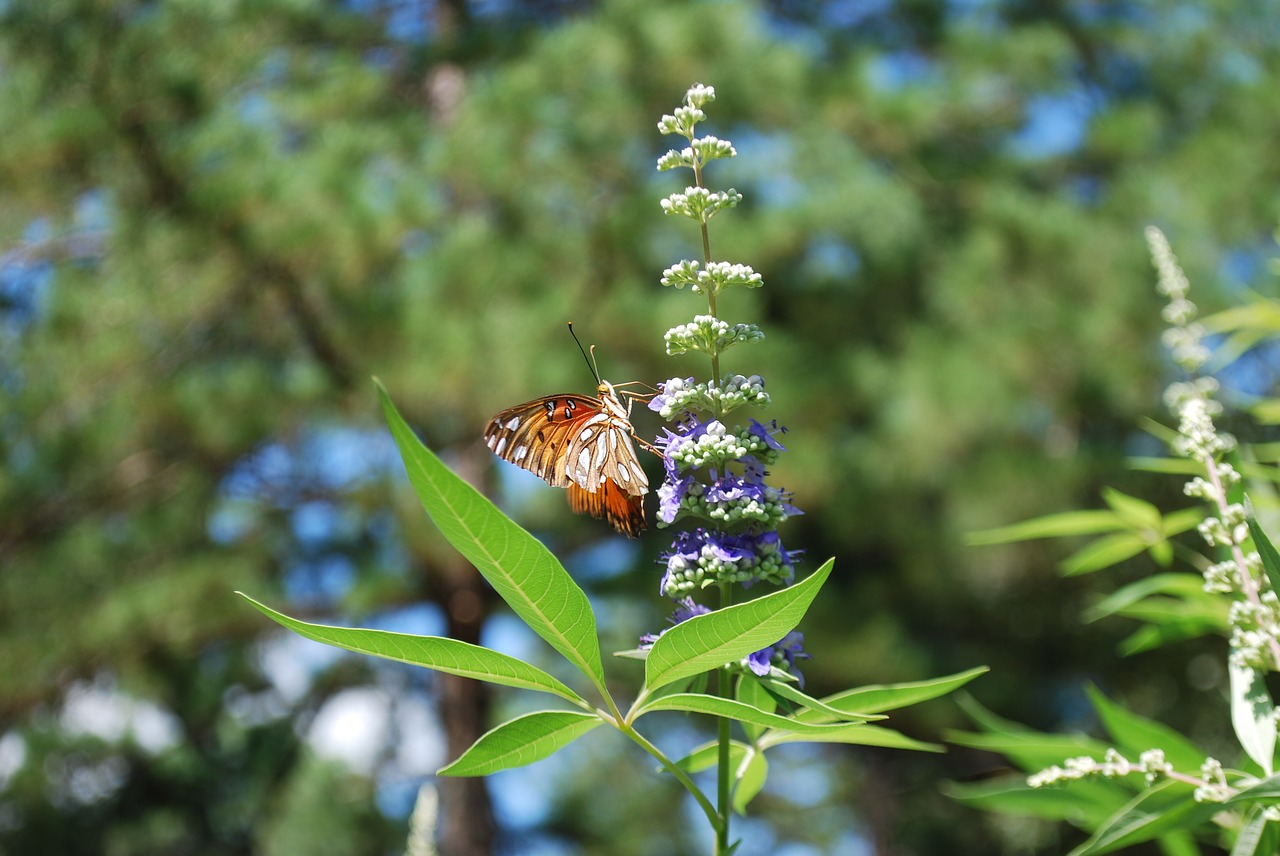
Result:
[243, 382, 984, 825]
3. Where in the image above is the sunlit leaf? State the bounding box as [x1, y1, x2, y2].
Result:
[644, 558, 833, 691]
[671, 739, 749, 775]
[239, 594, 585, 705]
[766, 723, 940, 752]
[1231, 660, 1276, 777]
[1085, 573, 1203, 621]
[1247, 515, 1280, 596]
[438, 710, 602, 777]
[1061, 532, 1149, 576]
[637, 692, 863, 735]
[377, 380, 606, 694]
[796, 667, 988, 721]
[1229, 809, 1280, 856]
[732, 749, 767, 814]
[1069, 780, 1217, 855]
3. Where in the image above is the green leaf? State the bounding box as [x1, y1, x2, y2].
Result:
[1228, 774, 1280, 805]
[1069, 780, 1218, 855]
[1102, 488, 1161, 530]
[1230, 809, 1280, 856]
[1127, 457, 1204, 476]
[1247, 515, 1280, 595]
[736, 676, 776, 741]
[637, 692, 863, 735]
[1116, 617, 1224, 656]
[733, 749, 767, 815]
[950, 697, 1113, 771]
[943, 777, 1126, 824]
[1086, 574, 1212, 622]
[238, 594, 586, 705]
[1061, 532, 1150, 576]
[765, 723, 941, 752]
[966, 510, 1124, 546]
[760, 679, 881, 724]
[644, 558, 833, 691]
[1138, 417, 1181, 447]
[1231, 660, 1276, 777]
[438, 710, 602, 777]
[794, 667, 988, 721]
[1085, 685, 1205, 771]
[671, 739, 749, 775]
[1161, 506, 1206, 536]
[376, 380, 606, 694]
[947, 729, 1113, 773]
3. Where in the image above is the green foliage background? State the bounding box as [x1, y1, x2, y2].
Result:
[3, 0, 1279, 853]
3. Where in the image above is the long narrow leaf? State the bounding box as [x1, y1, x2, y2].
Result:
[1061, 532, 1149, 576]
[944, 777, 1128, 824]
[1070, 780, 1218, 855]
[637, 691, 863, 735]
[1230, 810, 1277, 856]
[966, 511, 1124, 546]
[645, 558, 833, 691]
[438, 710, 602, 777]
[1085, 685, 1205, 771]
[672, 739, 749, 774]
[1102, 488, 1161, 530]
[1227, 774, 1280, 805]
[765, 723, 941, 752]
[1085, 574, 1211, 622]
[795, 667, 988, 721]
[733, 749, 767, 814]
[239, 594, 585, 705]
[1247, 516, 1280, 595]
[376, 380, 606, 694]
[761, 679, 879, 723]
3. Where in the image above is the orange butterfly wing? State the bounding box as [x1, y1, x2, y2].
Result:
[484, 387, 649, 537]
[567, 481, 644, 539]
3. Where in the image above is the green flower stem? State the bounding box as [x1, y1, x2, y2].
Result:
[613, 716, 721, 837]
[692, 157, 722, 401]
[716, 580, 734, 853]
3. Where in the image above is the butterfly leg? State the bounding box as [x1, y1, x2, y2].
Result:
[635, 436, 664, 459]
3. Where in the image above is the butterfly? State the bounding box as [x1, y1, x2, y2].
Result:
[484, 328, 654, 537]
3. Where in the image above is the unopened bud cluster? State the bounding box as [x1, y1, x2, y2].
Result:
[665, 316, 764, 357]
[650, 375, 771, 420]
[661, 260, 763, 295]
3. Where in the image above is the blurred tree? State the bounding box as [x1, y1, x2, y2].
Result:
[2, 0, 1279, 853]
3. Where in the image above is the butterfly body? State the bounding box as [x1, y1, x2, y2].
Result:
[485, 380, 650, 537]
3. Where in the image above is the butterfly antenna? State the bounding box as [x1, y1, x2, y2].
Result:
[567, 322, 601, 384]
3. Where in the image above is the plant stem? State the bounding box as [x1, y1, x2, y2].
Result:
[614, 718, 721, 834]
[692, 155, 721, 396]
[715, 580, 734, 854]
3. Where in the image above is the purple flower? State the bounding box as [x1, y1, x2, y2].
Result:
[640, 596, 712, 647]
[658, 475, 695, 524]
[648, 377, 696, 414]
[747, 631, 811, 687]
[747, 419, 786, 453]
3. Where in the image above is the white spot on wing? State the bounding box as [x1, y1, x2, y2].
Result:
[514, 445, 528, 461]
[495, 438, 507, 455]
[577, 447, 592, 477]
[504, 417, 521, 431]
